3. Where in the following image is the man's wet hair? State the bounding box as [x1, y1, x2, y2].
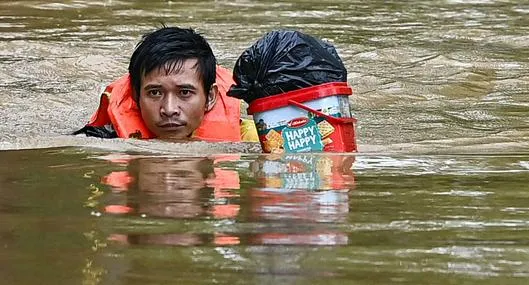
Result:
[128, 26, 217, 104]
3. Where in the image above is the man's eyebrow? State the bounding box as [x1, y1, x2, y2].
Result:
[177, 84, 198, 90]
[143, 83, 162, 90]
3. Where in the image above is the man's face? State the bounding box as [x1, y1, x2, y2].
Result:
[139, 59, 212, 139]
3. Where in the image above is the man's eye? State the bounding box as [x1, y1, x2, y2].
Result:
[180, 90, 193, 97]
[148, 90, 162, 97]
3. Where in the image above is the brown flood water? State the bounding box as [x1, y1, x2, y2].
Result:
[1, 1, 529, 284]
[0, 0, 528, 152]
[2, 148, 529, 284]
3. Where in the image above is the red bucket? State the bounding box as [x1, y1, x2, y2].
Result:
[248, 82, 357, 153]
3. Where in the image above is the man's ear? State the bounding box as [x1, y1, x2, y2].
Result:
[205, 83, 218, 112]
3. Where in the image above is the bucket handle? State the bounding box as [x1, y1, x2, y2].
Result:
[287, 100, 357, 124]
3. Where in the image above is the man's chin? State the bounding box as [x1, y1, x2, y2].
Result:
[156, 131, 193, 141]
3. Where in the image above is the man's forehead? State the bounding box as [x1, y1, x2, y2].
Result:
[141, 58, 202, 82]
[159, 58, 199, 76]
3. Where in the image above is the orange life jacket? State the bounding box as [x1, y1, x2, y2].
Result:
[85, 66, 241, 141]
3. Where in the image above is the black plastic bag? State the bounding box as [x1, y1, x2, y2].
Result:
[227, 30, 347, 104]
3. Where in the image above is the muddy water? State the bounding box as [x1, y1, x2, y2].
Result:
[0, 0, 528, 152]
[2, 149, 529, 284]
[1, 1, 529, 284]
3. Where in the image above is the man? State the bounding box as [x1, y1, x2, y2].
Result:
[75, 26, 257, 142]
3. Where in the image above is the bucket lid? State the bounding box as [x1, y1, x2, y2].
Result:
[247, 82, 353, 115]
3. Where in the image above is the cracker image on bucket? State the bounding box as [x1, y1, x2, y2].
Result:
[322, 137, 333, 146]
[264, 129, 284, 153]
[317, 120, 335, 138]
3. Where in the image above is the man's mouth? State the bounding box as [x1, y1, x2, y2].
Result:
[157, 122, 186, 130]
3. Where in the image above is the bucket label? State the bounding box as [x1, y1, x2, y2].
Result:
[281, 118, 323, 153]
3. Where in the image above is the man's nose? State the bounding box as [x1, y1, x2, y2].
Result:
[160, 95, 181, 117]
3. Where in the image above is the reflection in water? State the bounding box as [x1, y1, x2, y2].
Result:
[81, 155, 356, 284]
[101, 156, 235, 246]
[248, 154, 355, 245]
[97, 154, 355, 247]
[3, 149, 529, 283]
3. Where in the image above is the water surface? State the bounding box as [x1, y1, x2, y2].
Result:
[2, 149, 529, 284]
[1, 1, 529, 284]
[0, 0, 528, 151]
